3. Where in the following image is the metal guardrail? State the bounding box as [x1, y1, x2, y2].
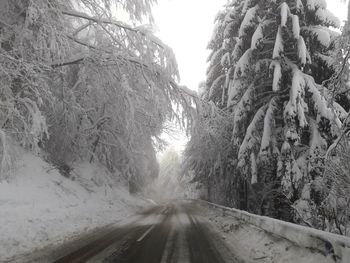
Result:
[194, 199, 350, 263]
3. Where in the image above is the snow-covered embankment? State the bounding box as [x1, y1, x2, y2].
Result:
[0, 150, 147, 262]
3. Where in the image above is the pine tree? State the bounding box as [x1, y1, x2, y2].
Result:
[204, 0, 346, 221]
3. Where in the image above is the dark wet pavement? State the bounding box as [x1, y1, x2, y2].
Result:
[53, 202, 241, 263]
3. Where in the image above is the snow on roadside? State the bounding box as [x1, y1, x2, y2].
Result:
[0, 150, 148, 262]
[198, 204, 334, 263]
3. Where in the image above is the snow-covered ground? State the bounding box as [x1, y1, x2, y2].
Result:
[198, 203, 344, 263]
[0, 150, 148, 262]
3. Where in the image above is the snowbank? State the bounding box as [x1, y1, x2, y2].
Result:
[0, 150, 148, 262]
[197, 200, 350, 263]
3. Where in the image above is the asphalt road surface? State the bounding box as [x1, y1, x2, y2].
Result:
[52, 202, 242, 263]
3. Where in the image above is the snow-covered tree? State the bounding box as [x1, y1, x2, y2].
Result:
[0, 0, 195, 189]
[184, 101, 236, 205]
[197, 0, 347, 220]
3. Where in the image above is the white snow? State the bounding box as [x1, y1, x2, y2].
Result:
[284, 68, 308, 127]
[280, 2, 289, 27]
[251, 23, 263, 50]
[313, 27, 331, 47]
[304, 74, 338, 124]
[316, 8, 341, 28]
[227, 78, 243, 107]
[238, 104, 268, 169]
[315, 0, 327, 9]
[259, 99, 277, 156]
[273, 26, 283, 59]
[227, 48, 252, 106]
[270, 60, 282, 91]
[250, 153, 257, 184]
[281, 141, 291, 153]
[281, 156, 303, 196]
[292, 15, 300, 39]
[234, 48, 252, 79]
[298, 36, 307, 65]
[0, 149, 148, 262]
[231, 84, 254, 137]
[239, 5, 258, 37]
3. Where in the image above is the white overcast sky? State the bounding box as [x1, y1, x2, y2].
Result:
[153, 0, 227, 91]
[152, 0, 349, 152]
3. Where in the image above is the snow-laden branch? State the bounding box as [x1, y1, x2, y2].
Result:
[50, 36, 151, 68]
[170, 82, 198, 100]
[61, 10, 165, 49]
[50, 39, 198, 107]
[61, 10, 138, 32]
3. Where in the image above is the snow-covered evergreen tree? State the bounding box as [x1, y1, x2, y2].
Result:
[202, 0, 346, 220]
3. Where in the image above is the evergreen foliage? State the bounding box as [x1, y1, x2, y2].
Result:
[186, 0, 350, 230]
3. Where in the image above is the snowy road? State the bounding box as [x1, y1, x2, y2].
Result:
[52, 202, 242, 263]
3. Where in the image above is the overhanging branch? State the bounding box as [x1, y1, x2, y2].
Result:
[61, 9, 164, 49]
[61, 10, 137, 32]
[50, 35, 199, 109]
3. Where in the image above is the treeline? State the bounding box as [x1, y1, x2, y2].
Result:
[0, 0, 193, 191]
[185, 0, 350, 236]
